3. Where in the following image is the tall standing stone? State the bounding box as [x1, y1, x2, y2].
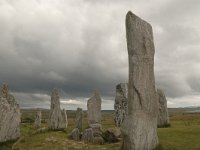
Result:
[75, 107, 83, 131]
[34, 111, 42, 128]
[87, 91, 102, 126]
[0, 84, 21, 142]
[121, 11, 159, 150]
[157, 89, 169, 127]
[114, 83, 128, 127]
[48, 88, 67, 130]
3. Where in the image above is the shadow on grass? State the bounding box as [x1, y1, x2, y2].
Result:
[158, 123, 171, 128]
[0, 139, 17, 150]
[154, 144, 163, 150]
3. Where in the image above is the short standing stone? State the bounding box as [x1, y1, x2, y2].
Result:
[121, 11, 159, 150]
[114, 83, 128, 127]
[87, 91, 102, 126]
[0, 83, 21, 142]
[61, 109, 68, 128]
[48, 88, 67, 130]
[34, 111, 42, 128]
[157, 89, 170, 127]
[69, 128, 80, 141]
[75, 107, 82, 131]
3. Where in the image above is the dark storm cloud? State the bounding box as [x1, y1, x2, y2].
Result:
[0, 0, 200, 108]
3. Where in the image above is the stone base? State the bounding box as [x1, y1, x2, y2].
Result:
[121, 111, 158, 150]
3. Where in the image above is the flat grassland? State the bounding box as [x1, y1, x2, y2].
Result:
[1, 110, 200, 150]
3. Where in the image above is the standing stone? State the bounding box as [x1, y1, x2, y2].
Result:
[157, 89, 170, 127]
[48, 88, 67, 130]
[87, 91, 101, 126]
[121, 11, 159, 150]
[34, 111, 42, 128]
[114, 83, 128, 127]
[61, 109, 68, 128]
[86, 92, 104, 144]
[75, 107, 82, 131]
[0, 83, 21, 142]
[69, 128, 80, 141]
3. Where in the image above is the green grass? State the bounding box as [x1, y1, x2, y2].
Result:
[1, 111, 200, 150]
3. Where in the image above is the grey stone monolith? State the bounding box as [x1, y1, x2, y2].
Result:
[86, 91, 104, 144]
[61, 109, 68, 128]
[0, 83, 21, 142]
[114, 83, 128, 127]
[157, 89, 170, 127]
[48, 88, 67, 130]
[34, 111, 42, 128]
[75, 107, 82, 131]
[87, 91, 101, 126]
[121, 11, 159, 150]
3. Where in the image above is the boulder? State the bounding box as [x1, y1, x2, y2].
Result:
[121, 11, 159, 150]
[114, 83, 128, 127]
[107, 127, 121, 138]
[90, 123, 102, 137]
[103, 127, 121, 143]
[48, 88, 67, 130]
[157, 89, 170, 127]
[81, 128, 94, 143]
[0, 83, 21, 142]
[93, 136, 105, 145]
[75, 107, 82, 131]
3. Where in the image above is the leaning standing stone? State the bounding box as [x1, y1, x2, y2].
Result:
[48, 88, 67, 130]
[0, 83, 21, 142]
[157, 89, 170, 127]
[34, 111, 42, 128]
[121, 11, 159, 150]
[75, 107, 83, 131]
[114, 83, 128, 127]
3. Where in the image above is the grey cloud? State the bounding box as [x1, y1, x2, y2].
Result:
[0, 0, 200, 108]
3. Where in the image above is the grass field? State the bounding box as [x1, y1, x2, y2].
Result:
[1, 110, 200, 150]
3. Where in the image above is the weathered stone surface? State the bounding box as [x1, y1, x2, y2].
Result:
[93, 136, 104, 145]
[48, 88, 67, 130]
[61, 109, 68, 128]
[114, 83, 128, 127]
[121, 11, 159, 150]
[157, 89, 170, 127]
[107, 127, 121, 138]
[0, 84, 21, 142]
[75, 107, 82, 131]
[103, 127, 121, 143]
[90, 123, 102, 137]
[69, 128, 80, 141]
[34, 111, 42, 128]
[87, 91, 102, 125]
[81, 128, 94, 143]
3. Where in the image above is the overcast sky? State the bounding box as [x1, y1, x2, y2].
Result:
[0, 0, 200, 109]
